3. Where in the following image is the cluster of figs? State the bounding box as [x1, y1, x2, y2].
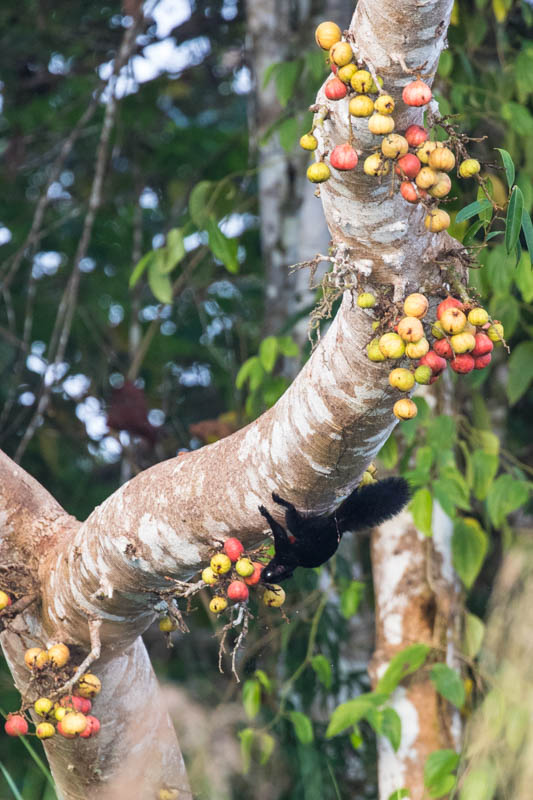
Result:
[158, 538, 285, 632]
[0, 619, 102, 742]
[303, 20, 481, 233]
[359, 292, 503, 420]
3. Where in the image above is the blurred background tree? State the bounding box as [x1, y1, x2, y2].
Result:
[0, 0, 532, 798]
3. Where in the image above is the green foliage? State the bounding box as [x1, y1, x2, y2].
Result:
[452, 518, 488, 589]
[424, 750, 459, 798]
[376, 644, 431, 695]
[430, 664, 465, 709]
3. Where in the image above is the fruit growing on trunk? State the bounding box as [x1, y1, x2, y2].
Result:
[48, 643, 71, 668]
[402, 79, 432, 106]
[458, 158, 481, 177]
[357, 292, 376, 308]
[405, 125, 428, 147]
[299, 133, 318, 151]
[79, 715, 101, 739]
[434, 339, 453, 359]
[381, 134, 408, 158]
[419, 351, 447, 374]
[368, 114, 395, 135]
[437, 297, 464, 318]
[425, 209, 451, 232]
[414, 365, 432, 384]
[404, 293, 428, 318]
[77, 673, 102, 699]
[330, 143, 358, 170]
[350, 69, 372, 92]
[235, 558, 255, 577]
[428, 171, 452, 198]
[211, 553, 232, 574]
[244, 562, 264, 585]
[329, 41, 353, 66]
[202, 566, 218, 584]
[0, 591, 12, 610]
[416, 167, 437, 189]
[428, 145, 456, 172]
[374, 94, 395, 114]
[487, 322, 504, 342]
[35, 697, 54, 717]
[378, 333, 406, 358]
[209, 596, 228, 613]
[400, 182, 425, 203]
[405, 338, 429, 358]
[24, 647, 49, 670]
[389, 368, 415, 391]
[393, 398, 418, 420]
[315, 21, 342, 50]
[468, 307, 489, 326]
[416, 140, 438, 164]
[471, 333, 493, 356]
[395, 154, 421, 179]
[440, 307, 467, 334]
[224, 537, 244, 561]
[227, 581, 250, 602]
[36, 723, 55, 739]
[474, 354, 492, 369]
[364, 153, 390, 176]
[5, 715, 28, 737]
[338, 63, 357, 83]
[450, 354, 475, 373]
[325, 77, 347, 100]
[349, 95, 374, 116]
[263, 586, 286, 607]
[397, 316, 424, 342]
[451, 332, 476, 353]
[307, 162, 331, 183]
[367, 338, 386, 362]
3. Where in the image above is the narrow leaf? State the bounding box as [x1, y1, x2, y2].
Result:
[238, 728, 255, 774]
[521, 209, 533, 262]
[129, 249, 156, 288]
[496, 147, 515, 188]
[505, 186, 524, 254]
[148, 258, 173, 304]
[0, 763, 24, 800]
[430, 664, 465, 709]
[381, 707, 402, 751]
[242, 679, 261, 719]
[455, 198, 492, 223]
[254, 669, 272, 693]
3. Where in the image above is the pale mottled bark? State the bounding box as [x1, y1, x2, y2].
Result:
[0, 0, 462, 796]
[370, 504, 462, 799]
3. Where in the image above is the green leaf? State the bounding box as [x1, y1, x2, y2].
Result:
[471, 450, 499, 500]
[430, 664, 465, 709]
[521, 209, 533, 263]
[381, 708, 402, 751]
[409, 488, 433, 537]
[505, 186, 524, 254]
[340, 581, 364, 619]
[277, 336, 299, 357]
[485, 245, 515, 294]
[288, 711, 314, 744]
[428, 774, 457, 799]
[489, 293, 519, 339]
[507, 341, 533, 404]
[236, 357, 260, 390]
[515, 251, 533, 302]
[433, 469, 471, 516]
[455, 198, 492, 223]
[275, 60, 302, 107]
[189, 180, 213, 228]
[278, 116, 299, 152]
[452, 518, 488, 588]
[129, 249, 157, 288]
[238, 728, 255, 774]
[326, 693, 385, 738]
[311, 654, 332, 689]
[438, 50, 454, 77]
[242, 679, 261, 719]
[379, 434, 398, 469]
[259, 336, 279, 372]
[486, 474, 530, 527]
[495, 147, 515, 189]
[463, 612, 485, 658]
[463, 219, 485, 246]
[254, 669, 272, 693]
[376, 644, 431, 695]
[148, 258, 173, 304]
[501, 101, 533, 137]
[259, 732, 275, 765]
[262, 62, 279, 88]
[427, 415, 456, 451]
[424, 749, 460, 796]
[163, 228, 186, 273]
[517, 172, 533, 213]
[459, 765, 496, 800]
[350, 726, 363, 749]
[206, 217, 239, 273]
[365, 707, 384, 735]
[388, 792, 409, 800]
